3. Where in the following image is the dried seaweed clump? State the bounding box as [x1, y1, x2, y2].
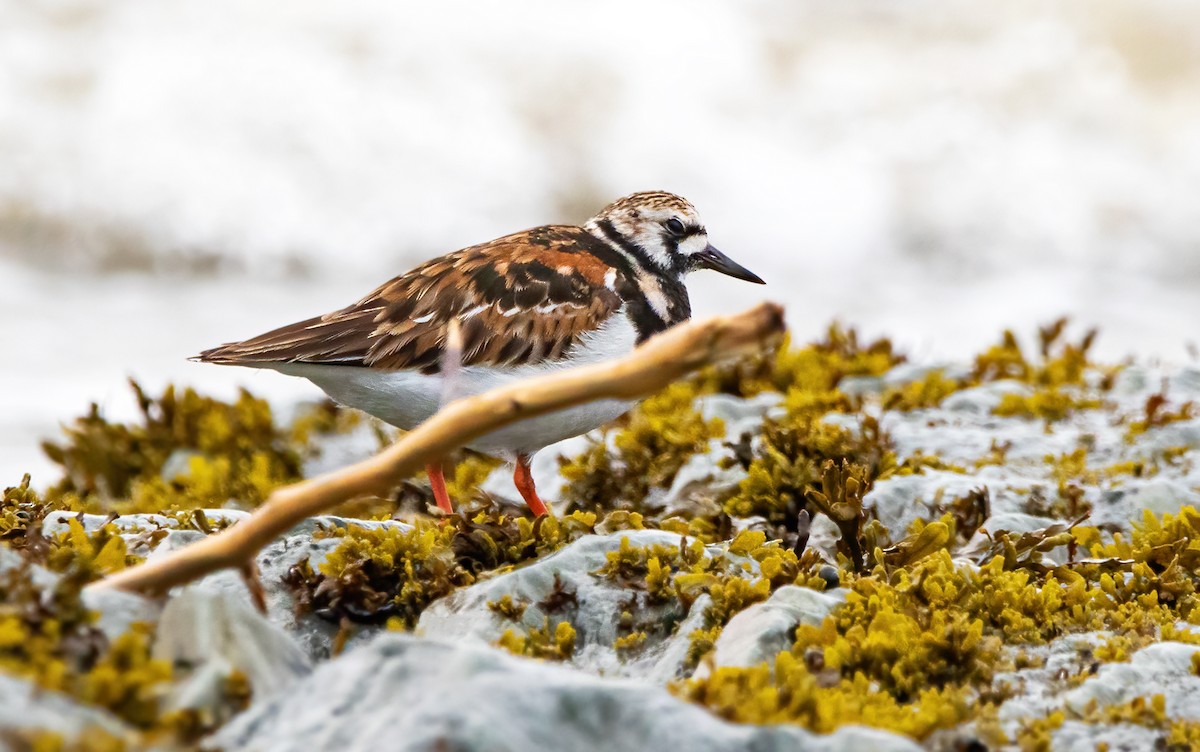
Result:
[40, 381, 337, 513]
[992, 388, 1103, 424]
[683, 504, 1200, 742]
[0, 564, 172, 730]
[700, 325, 902, 399]
[496, 621, 577, 662]
[972, 319, 1112, 423]
[560, 382, 725, 513]
[971, 318, 1099, 387]
[594, 531, 829, 666]
[1126, 388, 1196, 438]
[2, 476, 154, 580]
[881, 370, 966, 411]
[559, 325, 904, 533]
[288, 509, 601, 628]
[722, 416, 893, 539]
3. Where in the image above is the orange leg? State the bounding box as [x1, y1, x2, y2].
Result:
[513, 454, 548, 517]
[427, 462, 453, 514]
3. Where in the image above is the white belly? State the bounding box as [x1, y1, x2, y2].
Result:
[270, 314, 638, 457]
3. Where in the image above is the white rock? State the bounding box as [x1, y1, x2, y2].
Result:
[196, 508, 254, 526]
[41, 510, 178, 536]
[1063, 642, 1200, 717]
[659, 440, 747, 516]
[880, 362, 972, 388]
[940, 380, 1031, 414]
[641, 593, 713, 684]
[994, 632, 1111, 726]
[1051, 721, 1163, 752]
[288, 515, 412, 536]
[1120, 478, 1200, 518]
[1136, 418, 1200, 455]
[0, 673, 133, 742]
[82, 587, 162, 641]
[155, 589, 311, 712]
[153, 531, 345, 659]
[702, 586, 845, 674]
[865, 472, 1034, 539]
[879, 404, 1087, 466]
[1111, 366, 1151, 397]
[1172, 367, 1200, 395]
[838, 375, 884, 396]
[993, 639, 1200, 739]
[696, 392, 785, 437]
[208, 634, 923, 752]
[300, 418, 388, 478]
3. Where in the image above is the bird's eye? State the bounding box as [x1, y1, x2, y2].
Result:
[665, 218, 686, 235]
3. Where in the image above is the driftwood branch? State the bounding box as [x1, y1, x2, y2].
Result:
[89, 302, 785, 596]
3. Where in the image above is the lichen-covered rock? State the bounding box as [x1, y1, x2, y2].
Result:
[209, 634, 922, 752]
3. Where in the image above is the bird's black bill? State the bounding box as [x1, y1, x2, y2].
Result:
[696, 244, 765, 284]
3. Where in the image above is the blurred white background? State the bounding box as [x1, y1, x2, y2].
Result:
[2, 0, 1199, 483]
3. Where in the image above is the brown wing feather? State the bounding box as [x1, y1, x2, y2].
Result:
[196, 226, 623, 373]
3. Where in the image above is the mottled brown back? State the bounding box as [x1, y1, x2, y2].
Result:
[196, 226, 624, 373]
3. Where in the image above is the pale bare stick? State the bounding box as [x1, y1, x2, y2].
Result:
[90, 302, 785, 596]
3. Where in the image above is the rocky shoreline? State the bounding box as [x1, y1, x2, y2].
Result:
[3, 323, 1200, 750]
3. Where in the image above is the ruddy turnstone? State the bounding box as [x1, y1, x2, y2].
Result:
[196, 191, 764, 516]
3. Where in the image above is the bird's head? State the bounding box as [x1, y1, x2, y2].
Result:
[585, 191, 764, 284]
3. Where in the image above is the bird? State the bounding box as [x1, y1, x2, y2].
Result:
[195, 191, 764, 517]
